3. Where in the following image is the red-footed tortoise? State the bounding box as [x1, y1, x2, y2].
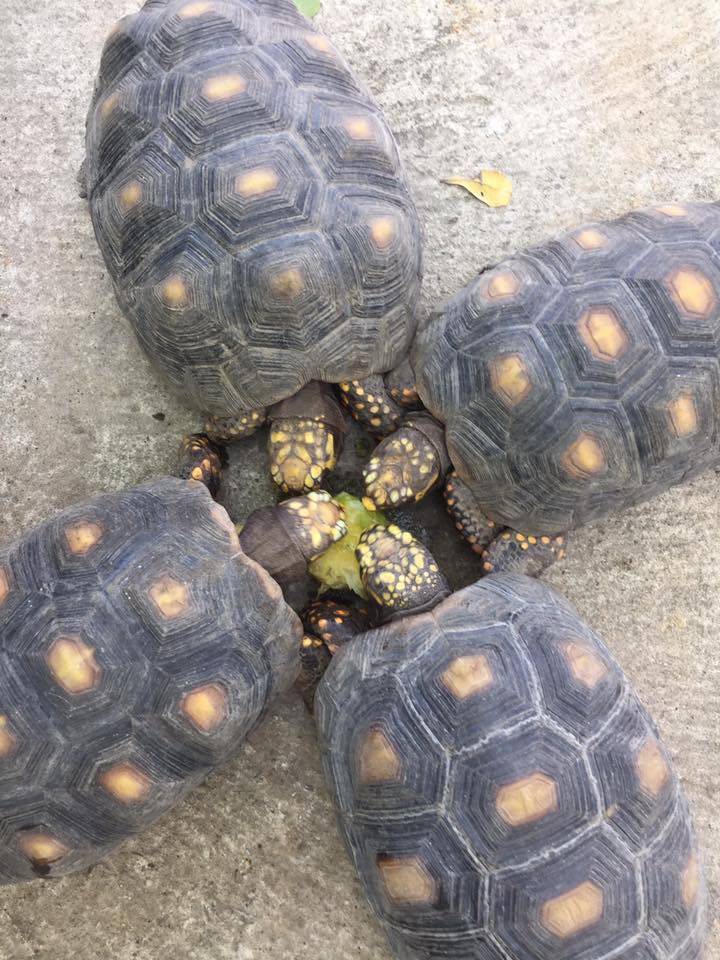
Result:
[361, 201, 720, 576]
[0, 476, 345, 883]
[82, 0, 421, 495]
[312, 525, 707, 960]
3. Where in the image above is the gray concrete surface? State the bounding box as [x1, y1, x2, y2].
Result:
[1, 0, 720, 956]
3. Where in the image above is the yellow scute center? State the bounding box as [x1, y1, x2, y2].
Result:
[235, 168, 279, 198]
[100, 761, 152, 804]
[440, 654, 493, 699]
[47, 636, 101, 695]
[540, 881, 604, 938]
[667, 393, 699, 438]
[181, 683, 229, 732]
[203, 74, 247, 101]
[18, 832, 69, 866]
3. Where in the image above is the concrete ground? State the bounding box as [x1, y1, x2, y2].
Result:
[1, 0, 720, 956]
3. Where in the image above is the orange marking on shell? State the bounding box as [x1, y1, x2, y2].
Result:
[344, 116, 375, 139]
[496, 772, 558, 827]
[160, 275, 189, 307]
[270, 268, 305, 299]
[305, 33, 332, 52]
[440, 654, 493, 699]
[486, 270, 520, 299]
[377, 856, 437, 905]
[358, 729, 401, 783]
[99, 761, 152, 804]
[202, 74, 247, 101]
[64, 520, 104, 556]
[667, 267, 717, 318]
[540, 881, 604, 939]
[100, 92, 119, 120]
[667, 392, 699, 438]
[0, 715, 17, 758]
[179, 1, 214, 16]
[564, 641, 609, 688]
[682, 853, 701, 908]
[181, 682, 229, 732]
[578, 307, 629, 361]
[656, 203, 687, 217]
[490, 353, 533, 405]
[561, 433, 606, 479]
[47, 636, 101, 695]
[18, 832, 69, 867]
[636, 739, 670, 796]
[573, 228, 607, 251]
[235, 167, 279, 198]
[118, 181, 142, 211]
[149, 576, 190, 619]
[0, 567, 9, 606]
[369, 215, 397, 249]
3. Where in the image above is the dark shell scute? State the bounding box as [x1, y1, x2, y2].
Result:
[0, 478, 299, 883]
[416, 202, 720, 533]
[317, 575, 705, 959]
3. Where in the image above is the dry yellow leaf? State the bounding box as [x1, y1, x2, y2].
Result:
[444, 169, 513, 208]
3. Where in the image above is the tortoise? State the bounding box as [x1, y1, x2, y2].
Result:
[0, 475, 346, 883]
[361, 201, 720, 574]
[312, 524, 707, 960]
[82, 0, 422, 495]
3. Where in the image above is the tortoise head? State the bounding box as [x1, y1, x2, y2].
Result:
[355, 524, 450, 621]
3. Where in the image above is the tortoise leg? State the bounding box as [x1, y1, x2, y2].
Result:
[204, 408, 267, 443]
[385, 357, 421, 410]
[268, 382, 347, 495]
[338, 360, 422, 437]
[298, 596, 374, 711]
[298, 635, 333, 712]
[442, 471, 568, 577]
[443, 471, 500, 553]
[362, 414, 450, 512]
[480, 529, 569, 578]
[303, 595, 373, 655]
[356, 524, 450, 619]
[177, 434, 224, 497]
[337, 375, 404, 436]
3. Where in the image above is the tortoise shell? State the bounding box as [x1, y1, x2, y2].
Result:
[0, 477, 299, 882]
[415, 202, 720, 534]
[84, 0, 421, 415]
[317, 575, 706, 960]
